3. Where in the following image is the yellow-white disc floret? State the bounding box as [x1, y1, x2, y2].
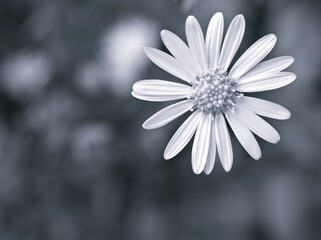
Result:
[189, 68, 242, 114]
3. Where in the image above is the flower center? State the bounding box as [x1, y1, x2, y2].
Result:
[190, 69, 241, 114]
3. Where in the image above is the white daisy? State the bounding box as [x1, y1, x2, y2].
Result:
[132, 13, 296, 174]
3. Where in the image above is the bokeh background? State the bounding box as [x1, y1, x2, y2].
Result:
[0, 0, 320, 239]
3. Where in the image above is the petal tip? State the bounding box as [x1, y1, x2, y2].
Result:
[263, 34, 277, 45]
[192, 160, 203, 175]
[273, 136, 281, 144]
[212, 12, 223, 19]
[222, 161, 232, 172]
[269, 34, 277, 42]
[132, 82, 138, 91]
[187, 15, 196, 20]
[131, 91, 140, 100]
[193, 168, 202, 175]
[223, 166, 232, 172]
[186, 15, 198, 27]
[163, 149, 173, 160]
[160, 29, 168, 37]
[287, 111, 292, 119]
[284, 56, 295, 65]
[282, 109, 291, 120]
[144, 47, 152, 54]
[142, 121, 151, 130]
[289, 56, 295, 63]
[235, 14, 245, 21]
[254, 153, 262, 160]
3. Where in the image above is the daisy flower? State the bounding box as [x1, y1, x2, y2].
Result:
[132, 13, 296, 174]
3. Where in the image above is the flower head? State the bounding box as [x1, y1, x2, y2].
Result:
[132, 13, 296, 174]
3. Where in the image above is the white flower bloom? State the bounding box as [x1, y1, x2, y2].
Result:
[132, 13, 296, 174]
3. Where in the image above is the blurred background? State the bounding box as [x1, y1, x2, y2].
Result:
[0, 0, 320, 239]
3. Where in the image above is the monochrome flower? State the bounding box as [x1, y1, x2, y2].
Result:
[132, 12, 296, 174]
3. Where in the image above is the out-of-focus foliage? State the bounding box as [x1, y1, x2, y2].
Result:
[0, 0, 320, 239]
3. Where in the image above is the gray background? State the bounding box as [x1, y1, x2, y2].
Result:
[0, 0, 320, 239]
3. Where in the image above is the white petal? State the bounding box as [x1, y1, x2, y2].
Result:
[237, 72, 296, 92]
[233, 105, 280, 143]
[132, 79, 192, 101]
[186, 16, 207, 73]
[238, 96, 291, 120]
[133, 80, 192, 94]
[229, 34, 277, 78]
[164, 111, 201, 160]
[132, 91, 188, 102]
[144, 47, 195, 83]
[225, 111, 261, 160]
[143, 100, 194, 129]
[160, 30, 196, 72]
[192, 113, 212, 174]
[219, 14, 245, 71]
[205, 12, 224, 69]
[214, 112, 233, 172]
[204, 119, 216, 175]
[243, 56, 294, 78]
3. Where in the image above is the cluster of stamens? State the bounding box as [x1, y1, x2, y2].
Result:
[189, 68, 242, 114]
